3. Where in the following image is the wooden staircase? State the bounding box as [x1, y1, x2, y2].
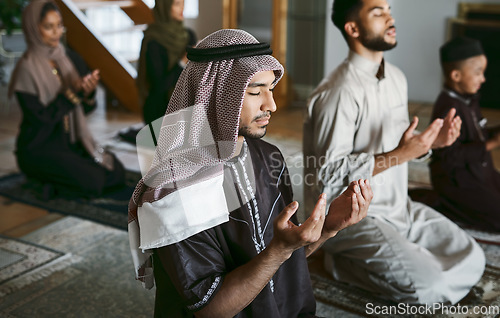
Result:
[54, 0, 154, 112]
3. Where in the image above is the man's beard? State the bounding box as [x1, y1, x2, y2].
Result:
[238, 112, 270, 139]
[238, 125, 267, 139]
[359, 26, 397, 52]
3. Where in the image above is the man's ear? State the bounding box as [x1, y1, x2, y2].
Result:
[450, 69, 462, 83]
[345, 21, 359, 39]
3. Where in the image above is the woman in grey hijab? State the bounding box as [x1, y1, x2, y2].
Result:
[8, 0, 125, 197]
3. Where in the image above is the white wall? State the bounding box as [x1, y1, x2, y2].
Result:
[324, 0, 500, 103]
[184, 0, 223, 42]
[324, 0, 348, 80]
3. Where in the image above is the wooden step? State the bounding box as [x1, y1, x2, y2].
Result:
[56, 0, 140, 112]
[74, 0, 135, 9]
[74, 0, 153, 25]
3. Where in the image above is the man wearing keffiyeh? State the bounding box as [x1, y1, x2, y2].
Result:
[128, 29, 373, 317]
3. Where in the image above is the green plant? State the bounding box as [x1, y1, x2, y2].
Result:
[0, 0, 29, 35]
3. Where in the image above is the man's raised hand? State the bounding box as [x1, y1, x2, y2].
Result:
[323, 179, 373, 236]
[397, 116, 443, 162]
[270, 194, 327, 260]
[432, 108, 462, 149]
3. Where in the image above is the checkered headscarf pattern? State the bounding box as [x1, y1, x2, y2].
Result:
[130, 29, 283, 216]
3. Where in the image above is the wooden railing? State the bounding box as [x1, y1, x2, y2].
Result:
[54, 0, 153, 112]
[71, 0, 153, 24]
[222, 0, 289, 108]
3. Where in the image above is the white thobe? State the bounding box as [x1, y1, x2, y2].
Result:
[303, 51, 485, 304]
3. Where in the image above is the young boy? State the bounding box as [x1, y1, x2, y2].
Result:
[430, 36, 500, 232]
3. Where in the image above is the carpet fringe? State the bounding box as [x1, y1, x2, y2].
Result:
[0, 253, 82, 297]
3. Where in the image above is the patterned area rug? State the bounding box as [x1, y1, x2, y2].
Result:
[0, 217, 154, 317]
[310, 266, 500, 318]
[0, 235, 75, 298]
[310, 238, 500, 318]
[465, 228, 500, 246]
[0, 217, 498, 318]
[0, 171, 142, 230]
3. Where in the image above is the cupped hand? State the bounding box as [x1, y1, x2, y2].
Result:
[432, 108, 462, 149]
[80, 69, 100, 97]
[397, 116, 443, 162]
[486, 131, 500, 151]
[324, 179, 373, 235]
[270, 194, 327, 259]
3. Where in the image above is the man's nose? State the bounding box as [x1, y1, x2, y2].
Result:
[388, 14, 395, 26]
[262, 92, 277, 113]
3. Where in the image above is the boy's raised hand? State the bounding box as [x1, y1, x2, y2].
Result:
[486, 131, 500, 151]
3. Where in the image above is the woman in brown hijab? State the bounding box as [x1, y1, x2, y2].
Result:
[8, 0, 125, 197]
